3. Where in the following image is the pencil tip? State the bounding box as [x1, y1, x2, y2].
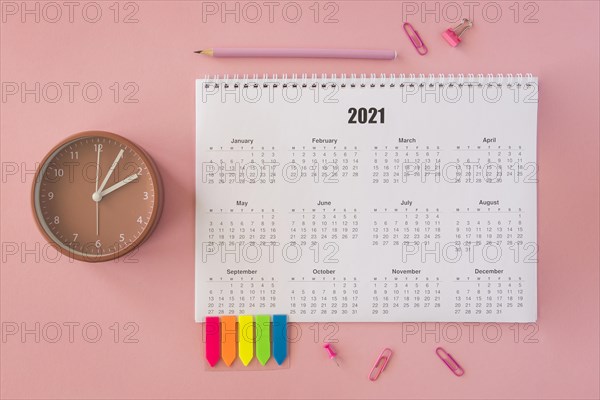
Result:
[195, 49, 214, 56]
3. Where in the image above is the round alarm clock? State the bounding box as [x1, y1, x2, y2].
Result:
[32, 131, 163, 262]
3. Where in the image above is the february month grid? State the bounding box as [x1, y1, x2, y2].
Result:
[195, 78, 538, 322]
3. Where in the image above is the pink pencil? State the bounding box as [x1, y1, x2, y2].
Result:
[195, 48, 396, 60]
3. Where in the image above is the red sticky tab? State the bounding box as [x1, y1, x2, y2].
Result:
[205, 316, 220, 367]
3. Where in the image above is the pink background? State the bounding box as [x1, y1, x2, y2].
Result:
[1, 1, 599, 399]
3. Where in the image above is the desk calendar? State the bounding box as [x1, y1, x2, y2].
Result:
[195, 74, 539, 322]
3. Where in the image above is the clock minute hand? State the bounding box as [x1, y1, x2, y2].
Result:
[97, 149, 124, 195]
[99, 174, 139, 198]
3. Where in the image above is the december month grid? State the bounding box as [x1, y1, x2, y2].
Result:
[195, 79, 538, 322]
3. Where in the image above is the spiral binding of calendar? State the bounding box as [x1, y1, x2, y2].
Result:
[202, 73, 536, 88]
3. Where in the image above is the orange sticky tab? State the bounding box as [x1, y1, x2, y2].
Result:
[220, 316, 237, 366]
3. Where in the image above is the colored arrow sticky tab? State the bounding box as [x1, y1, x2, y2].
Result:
[220, 316, 237, 366]
[238, 315, 254, 366]
[205, 316, 220, 367]
[273, 314, 288, 365]
[255, 315, 271, 365]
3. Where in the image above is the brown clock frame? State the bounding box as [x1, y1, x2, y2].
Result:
[31, 131, 164, 263]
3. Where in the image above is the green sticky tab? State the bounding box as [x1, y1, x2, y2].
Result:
[255, 315, 271, 366]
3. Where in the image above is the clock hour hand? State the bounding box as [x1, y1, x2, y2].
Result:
[97, 173, 139, 199]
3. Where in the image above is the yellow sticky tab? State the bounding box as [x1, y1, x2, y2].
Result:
[238, 315, 254, 366]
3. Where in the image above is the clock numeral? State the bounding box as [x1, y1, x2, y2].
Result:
[47, 192, 54, 200]
[94, 144, 103, 152]
[53, 216, 60, 224]
[73, 233, 79, 241]
[54, 169, 64, 177]
[137, 167, 143, 175]
[143, 192, 148, 200]
[95, 240, 102, 248]
[136, 216, 143, 224]
[119, 234, 125, 242]
[70, 151, 79, 160]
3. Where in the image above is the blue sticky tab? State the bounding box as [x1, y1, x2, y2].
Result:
[272, 314, 288, 365]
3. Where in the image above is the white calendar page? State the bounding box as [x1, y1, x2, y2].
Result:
[195, 75, 538, 322]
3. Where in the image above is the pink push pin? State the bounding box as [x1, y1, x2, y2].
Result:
[323, 343, 340, 367]
[442, 18, 473, 47]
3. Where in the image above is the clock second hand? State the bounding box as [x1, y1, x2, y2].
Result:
[95, 146, 101, 236]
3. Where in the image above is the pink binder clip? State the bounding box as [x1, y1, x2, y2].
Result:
[403, 22, 428, 55]
[369, 348, 392, 381]
[436, 347, 465, 376]
[442, 18, 473, 47]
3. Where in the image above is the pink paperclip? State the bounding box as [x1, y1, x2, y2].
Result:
[403, 22, 428, 55]
[436, 347, 464, 377]
[369, 348, 392, 381]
